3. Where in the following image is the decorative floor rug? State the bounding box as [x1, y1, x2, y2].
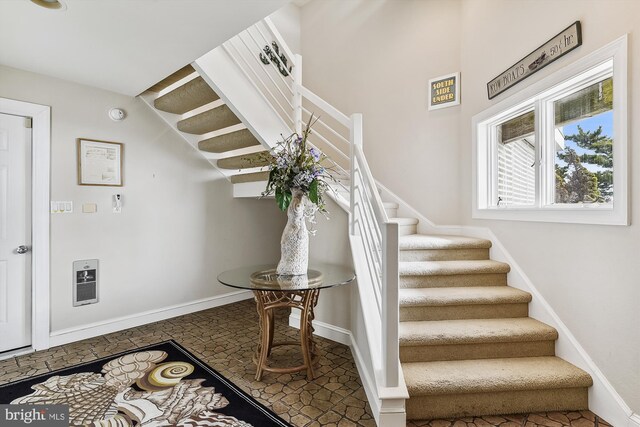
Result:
[0, 340, 292, 426]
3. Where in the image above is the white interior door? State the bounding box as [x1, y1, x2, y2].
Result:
[0, 112, 32, 353]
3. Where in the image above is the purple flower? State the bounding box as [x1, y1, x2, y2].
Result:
[295, 137, 303, 144]
[309, 147, 320, 161]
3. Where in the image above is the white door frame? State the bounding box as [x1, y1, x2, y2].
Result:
[0, 97, 50, 351]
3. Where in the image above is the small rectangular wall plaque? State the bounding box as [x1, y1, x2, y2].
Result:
[428, 72, 460, 110]
[487, 21, 582, 99]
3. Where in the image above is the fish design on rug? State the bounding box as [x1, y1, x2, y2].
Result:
[177, 410, 253, 427]
[11, 350, 253, 427]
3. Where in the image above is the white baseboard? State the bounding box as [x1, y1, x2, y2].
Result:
[49, 290, 253, 347]
[288, 312, 407, 426]
[347, 327, 407, 427]
[629, 413, 640, 427]
[287, 312, 351, 346]
[0, 346, 35, 362]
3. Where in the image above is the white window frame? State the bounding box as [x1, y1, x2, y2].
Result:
[472, 34, 628, 225]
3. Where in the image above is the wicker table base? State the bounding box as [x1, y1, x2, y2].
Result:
[252, 289, 320, 381]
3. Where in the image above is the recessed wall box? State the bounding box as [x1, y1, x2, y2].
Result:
[73, 259, 99, 306]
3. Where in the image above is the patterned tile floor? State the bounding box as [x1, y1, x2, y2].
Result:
[0, 299, 612, 427]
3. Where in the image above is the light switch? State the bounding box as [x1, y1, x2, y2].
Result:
[51, 201, 73, 214]
[82, 203, 97, 213]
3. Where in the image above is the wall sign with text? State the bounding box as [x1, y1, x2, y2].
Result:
[428, 72, 460, 110]
[487, 21, 582, 99]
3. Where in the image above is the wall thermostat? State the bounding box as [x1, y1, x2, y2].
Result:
[73, 259, 99, 306]
[109, 108, 126, 121]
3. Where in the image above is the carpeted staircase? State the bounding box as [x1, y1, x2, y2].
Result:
[142, 65, 594, 422]
[397, 233, 593, 420]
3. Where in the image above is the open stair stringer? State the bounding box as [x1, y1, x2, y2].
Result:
[194, 45, 352, 211]
[193, 46, 290, 154]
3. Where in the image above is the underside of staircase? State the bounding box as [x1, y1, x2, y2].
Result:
[142, 62, 593, 423]
[397, 233, 593, 420]
[141, 65, 272, 190]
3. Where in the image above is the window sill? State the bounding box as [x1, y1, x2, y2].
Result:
[472, 206, 628, 226]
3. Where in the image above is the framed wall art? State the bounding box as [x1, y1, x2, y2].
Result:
[428, 72, 460, 110]
[77, 138, 123, 186]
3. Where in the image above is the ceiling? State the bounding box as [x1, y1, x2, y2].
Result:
[0, 0, 289, 96]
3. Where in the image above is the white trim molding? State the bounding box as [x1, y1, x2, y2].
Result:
[49, 290, 253, 347]
[288, 312, 351, 346]
[0, 97, 51, 351]
[288, 311, 407, 427]
[472, 34, 628, 225]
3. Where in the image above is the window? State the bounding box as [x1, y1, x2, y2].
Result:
[473, 35, 628, 225]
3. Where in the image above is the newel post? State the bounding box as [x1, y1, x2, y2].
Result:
[382, 221, 400, 387]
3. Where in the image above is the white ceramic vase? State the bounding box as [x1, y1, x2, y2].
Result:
[276, 189, 309, 275]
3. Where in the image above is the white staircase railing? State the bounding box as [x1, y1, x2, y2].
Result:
[220, 18, 352, 196]
[217, 12, 402, 398]
[351, 134, 400, 388]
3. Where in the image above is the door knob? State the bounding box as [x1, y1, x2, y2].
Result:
[16, 245, 30, 254]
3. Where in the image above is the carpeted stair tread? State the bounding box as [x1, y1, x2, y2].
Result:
[400, 260, 510, 276]
[177, 105, 241, 135]
[399, 286, 531, 307]
[199, 129, 260, 153]
[403, 357, 592, 396]
[147, 64, 195, 93]
[400, 234, 492, 250]
[399, 317, 557, 346]
[217, 151, 272, 170]
[230, 171, 270, 184]
[154, 76, 220, 114]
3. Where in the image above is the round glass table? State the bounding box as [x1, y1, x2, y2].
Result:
[218, 263, 355, 381]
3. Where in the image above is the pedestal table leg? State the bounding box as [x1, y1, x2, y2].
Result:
[300, 289, 320, 380]
[253, 291, 270, 381]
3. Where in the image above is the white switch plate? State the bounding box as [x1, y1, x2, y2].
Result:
[82, 203, 98, 213]
[51, 201, 73, 214]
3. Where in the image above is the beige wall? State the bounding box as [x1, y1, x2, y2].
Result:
[270, 3, 302, 55]
[0, 65, 285, 333]
[459, 0, 640, 411]
[300, 0, 640, 414]
[308, 197, 353, 331]
[300, 0, 463, 225]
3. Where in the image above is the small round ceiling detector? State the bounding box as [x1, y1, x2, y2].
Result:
[109, 108, 127, 122]
[30, 0, 67, 11]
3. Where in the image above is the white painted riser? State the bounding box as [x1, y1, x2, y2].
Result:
[399, 225, 417, 236]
